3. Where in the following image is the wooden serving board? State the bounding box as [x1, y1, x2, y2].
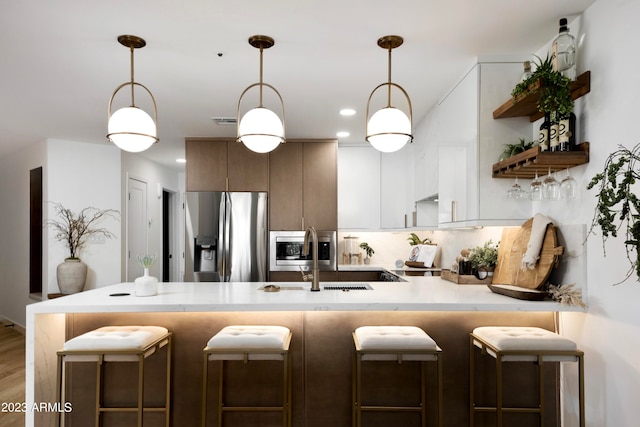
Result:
[492, 218, 564, 290]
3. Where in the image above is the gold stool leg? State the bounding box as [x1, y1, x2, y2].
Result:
[469, 336, 475, 427]
[165, 336, 172, 427]
[56, 354, 63, 427]
[95, 355, 104, 427]
[437, 353, 443, 427]
[538, 356, 545, 427]
[420, 361, 427, 427]
[496, 354, 503, 427]
[578, 354, 585, 427]
[217, 360, 224, 427]
[137, 354, 144, 427]
[201, 354, 209, 427]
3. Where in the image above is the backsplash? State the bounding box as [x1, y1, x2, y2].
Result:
[338, 228, 504, 269]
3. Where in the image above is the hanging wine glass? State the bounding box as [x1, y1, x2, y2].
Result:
[560, 168, 577, 200]
[529, 170, 543, 201]
[506, 176, 528, 199]
[542, 166, 560, 200]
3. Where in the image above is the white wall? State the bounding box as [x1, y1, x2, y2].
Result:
[533, 2, 640, 425]
[46, 139, 122, 294]
[120, 152, 182, 281]
[0, 140, 47, 327]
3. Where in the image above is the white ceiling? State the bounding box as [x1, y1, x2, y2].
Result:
[1, 0, 595, 171]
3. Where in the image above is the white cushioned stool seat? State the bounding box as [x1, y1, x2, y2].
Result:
[354, 326, 439, 361]
[202, 325, 292, 427]
[205, 325, 291, 361]
[472, 326, 578, 362]
[56, 325, 172, 427]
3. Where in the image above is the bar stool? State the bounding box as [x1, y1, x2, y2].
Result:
[202, 325, 292, 427]
[56, 325, 172, 427]
[352, 326, 443, 427]
[470, 326, 584, 427]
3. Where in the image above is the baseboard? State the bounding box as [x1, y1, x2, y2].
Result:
[0, 317, 26, 334]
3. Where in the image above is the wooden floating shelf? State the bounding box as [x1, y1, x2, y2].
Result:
[492, 142, 590, 179]
[493, 71, 591, 122]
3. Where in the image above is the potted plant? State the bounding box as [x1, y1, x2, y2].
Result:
[498, 138, 536, 162]
[587, 142, 640, 283]
[135, 253, 159, 296]
[46, 203, 119, 294]
[407, 232, 432, 246]
[468, 240, 499, 276]
[511, 54, 574, 119]
[359, 242, 374, 264]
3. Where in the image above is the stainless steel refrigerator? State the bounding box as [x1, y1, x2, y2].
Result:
[185, 192, 268, 282]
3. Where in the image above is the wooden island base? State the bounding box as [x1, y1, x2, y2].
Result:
[40, 310, 561, 427]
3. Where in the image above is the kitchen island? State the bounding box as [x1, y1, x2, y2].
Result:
[26, 276, 584, 427]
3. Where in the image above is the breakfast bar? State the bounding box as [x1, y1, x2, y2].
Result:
[26, 276, 584, 427]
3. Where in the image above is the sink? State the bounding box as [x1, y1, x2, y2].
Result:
[322, 283, 373, 291]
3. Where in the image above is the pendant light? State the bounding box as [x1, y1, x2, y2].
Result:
[107, 35, 158, 153]
[365, 35, 413, 153]
[237, 35, 285, 154]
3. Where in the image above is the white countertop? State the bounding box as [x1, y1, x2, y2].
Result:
[28, 275, 584, 314]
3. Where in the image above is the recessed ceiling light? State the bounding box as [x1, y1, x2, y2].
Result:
[176, 158, 186, 164]
[340, 108, 356, 116]
[336, 131, 350, 138]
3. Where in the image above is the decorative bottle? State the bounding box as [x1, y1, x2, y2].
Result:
[549, 112, 560, 152]
[520, 60, 533, 82]
[552, 18, 577, 80]
[558, 112, 577, 151]
[538, 114, 551, 152]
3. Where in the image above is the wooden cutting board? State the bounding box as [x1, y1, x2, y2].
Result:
[492, 218, 564, 290]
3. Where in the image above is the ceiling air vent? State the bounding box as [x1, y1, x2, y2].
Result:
[211, 117, 237, 125]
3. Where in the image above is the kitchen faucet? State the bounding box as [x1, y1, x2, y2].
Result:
[302, 226, 320, 291]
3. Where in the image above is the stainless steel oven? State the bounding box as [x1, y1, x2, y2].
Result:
[269, 231, 337, 271]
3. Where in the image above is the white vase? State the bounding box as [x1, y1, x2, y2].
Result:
[56, 259, 87, 294]
[135, 268, 158, 297]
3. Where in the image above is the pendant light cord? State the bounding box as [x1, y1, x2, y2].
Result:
[259, 46, 264, 108]
[387, 46, 392, 108]
[129, 44, 136, 107]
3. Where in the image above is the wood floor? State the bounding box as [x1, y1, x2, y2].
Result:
[0, 322, 25, 427]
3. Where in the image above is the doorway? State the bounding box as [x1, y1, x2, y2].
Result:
[127, 177, 147, 281]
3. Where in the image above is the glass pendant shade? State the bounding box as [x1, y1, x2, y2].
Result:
[106, 35, 158, 153]
[367, 107, 411, 153]
[108, 106, 157, 153]
[365, 35, 413, 153]
[238, 107, 284, 153]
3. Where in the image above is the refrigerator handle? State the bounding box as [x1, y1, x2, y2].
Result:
[223, 192, 232, 281]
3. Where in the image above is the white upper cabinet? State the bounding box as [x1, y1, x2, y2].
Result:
[338, 145, 413, 230]
[338, 145, 380, 229]
[433, 59, 532, 227]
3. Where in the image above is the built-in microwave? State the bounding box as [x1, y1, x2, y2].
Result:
[269, 231, 337, 272]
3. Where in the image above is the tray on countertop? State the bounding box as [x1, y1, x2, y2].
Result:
[441, 269, 492, 285]
[488, 284, 549, 301]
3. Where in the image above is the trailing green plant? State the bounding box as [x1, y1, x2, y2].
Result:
[468, 240, 499, 268]
[499, 138, 536, 161]
[137, 254, 157, 268]
[46, 203, 119, 260]
[511, 54, 574, 119]
[587, 143, 640, 283]
[407, 233, 432, 246]
[359, 242, 374, 258]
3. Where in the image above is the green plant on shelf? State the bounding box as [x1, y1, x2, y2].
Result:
[511, 54, 574, 119]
